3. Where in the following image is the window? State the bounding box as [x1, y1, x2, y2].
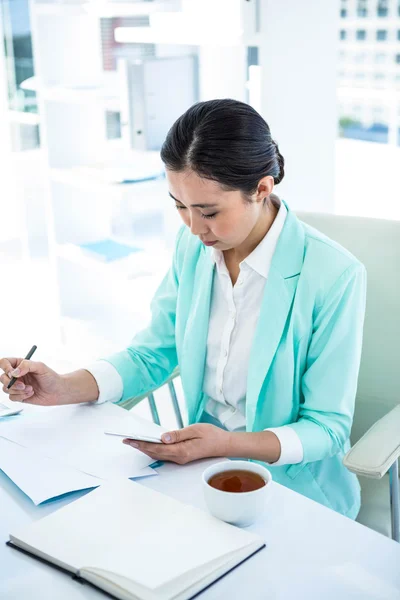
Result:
[356, 30, 366, 41]
[397, 30, 400, 41]
[340, 8, 347, 17]
[395, 54, 400, 64]
[376, 30, 387, 41]
[377, 0, 388, 17]
[372, 106, 384, 119]
[357, 0, 368, 17]
[1, 0, 40, 151]
[375, 53, 386, 64]
[354, 52, 366, 63]
[374, 72, 385, 80]
[340, 29, 347, 40]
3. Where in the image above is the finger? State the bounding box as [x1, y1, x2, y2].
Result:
[2, 381, 31, 393]
[123, 439, 178, 460]
[123, 439, 164, 453]
[0, 358, 21, 376]
[161, 425, 200, 445]
[9, 389, 34, 402]
[0, 373, 11, 387]
[8, 359, 45, 379]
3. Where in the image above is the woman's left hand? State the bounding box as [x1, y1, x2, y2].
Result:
[123, 424, 231, 465]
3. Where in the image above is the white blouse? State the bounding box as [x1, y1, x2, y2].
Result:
[88, 199, 303, 466]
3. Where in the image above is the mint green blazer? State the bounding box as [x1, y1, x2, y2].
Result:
[106, 202, 366, 518]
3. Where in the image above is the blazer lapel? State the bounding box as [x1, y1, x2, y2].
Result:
[246, 207, 306, 429]
[180, 245, 215, 423]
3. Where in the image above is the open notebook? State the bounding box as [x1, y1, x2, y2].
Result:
[7, 479, 265, 600]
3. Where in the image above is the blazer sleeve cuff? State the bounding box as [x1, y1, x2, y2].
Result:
[85, 361, 123, 404]
[264, 425, 304, 466]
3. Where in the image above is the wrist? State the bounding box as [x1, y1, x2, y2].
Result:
[223, 431, 237, 457]
[61, 370, 99, 404]
[223, 431, 281, 463]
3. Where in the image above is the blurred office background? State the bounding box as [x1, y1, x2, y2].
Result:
[0, 0, 399, 384]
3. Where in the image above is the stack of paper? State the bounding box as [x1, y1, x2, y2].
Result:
[0, 402, 165, 504]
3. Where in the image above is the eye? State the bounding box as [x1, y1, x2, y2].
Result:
[174, 205, 218, 220]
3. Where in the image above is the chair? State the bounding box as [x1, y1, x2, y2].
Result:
[120, 366, 184, 429]
[119, 212, 400, 541]
[296, 211, 400, 541]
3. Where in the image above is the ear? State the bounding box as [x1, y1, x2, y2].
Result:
[255, 176, 274, 204]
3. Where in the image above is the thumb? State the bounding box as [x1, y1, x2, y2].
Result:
[162, 425, 198, 444]
[9, 360, 46, 378]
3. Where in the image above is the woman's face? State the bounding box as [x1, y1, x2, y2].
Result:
[166, 169, 273, 252]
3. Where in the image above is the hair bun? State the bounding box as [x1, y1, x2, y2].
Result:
[272, 140, 285, 185]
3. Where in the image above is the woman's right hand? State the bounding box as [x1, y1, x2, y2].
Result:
[0, 358, 68, 406]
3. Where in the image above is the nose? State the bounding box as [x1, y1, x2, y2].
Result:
[189, 213, 209, 236]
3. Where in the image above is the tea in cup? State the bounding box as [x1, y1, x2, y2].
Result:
[202, 460, 272, 527]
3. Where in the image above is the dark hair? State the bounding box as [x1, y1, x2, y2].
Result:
[160, 99, 285, 202]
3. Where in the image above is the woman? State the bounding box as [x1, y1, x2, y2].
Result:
[0, 99, 366, 518]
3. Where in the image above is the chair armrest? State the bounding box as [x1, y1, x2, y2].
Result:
[343, 404, 400, 479]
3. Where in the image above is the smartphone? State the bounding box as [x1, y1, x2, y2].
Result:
[104, 431, 163, 444]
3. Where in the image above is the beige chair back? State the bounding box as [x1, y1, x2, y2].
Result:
[296, 212, 400, 443]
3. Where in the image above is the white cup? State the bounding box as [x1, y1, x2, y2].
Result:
[202, 460, 272, 527]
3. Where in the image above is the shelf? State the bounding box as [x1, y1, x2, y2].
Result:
[114, 7, 261, 47]
[114, 25, 246, 46]
[50, 165, 167, 201]
[50, 146, 165, 183]
[56, 239, 171, 280]
[20, 74, 120, 110]
[8, 110, 41, 126]
[33, 0, 182, 18]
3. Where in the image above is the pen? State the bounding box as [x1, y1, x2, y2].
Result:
[7, 345, 37, 390]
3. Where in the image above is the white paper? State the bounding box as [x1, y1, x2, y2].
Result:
[0, 436, 101, 504]
[0, 401, 23, 418]
[0, 436, 156, 505]
[0, 403, 157, 479]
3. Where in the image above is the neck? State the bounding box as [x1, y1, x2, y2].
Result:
[225, 198, 279, 264]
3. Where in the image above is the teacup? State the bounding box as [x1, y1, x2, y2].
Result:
[202, 460, 272, 527]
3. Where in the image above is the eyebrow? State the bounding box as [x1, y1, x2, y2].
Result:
[168, 192, 218, 209]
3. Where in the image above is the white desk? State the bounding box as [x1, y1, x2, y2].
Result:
[1, 458, 400, 599]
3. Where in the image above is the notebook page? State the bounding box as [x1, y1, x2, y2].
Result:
[171, 544, 264, 600]
[82, 546, 262, 600]
[10, 479, 263, 591]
